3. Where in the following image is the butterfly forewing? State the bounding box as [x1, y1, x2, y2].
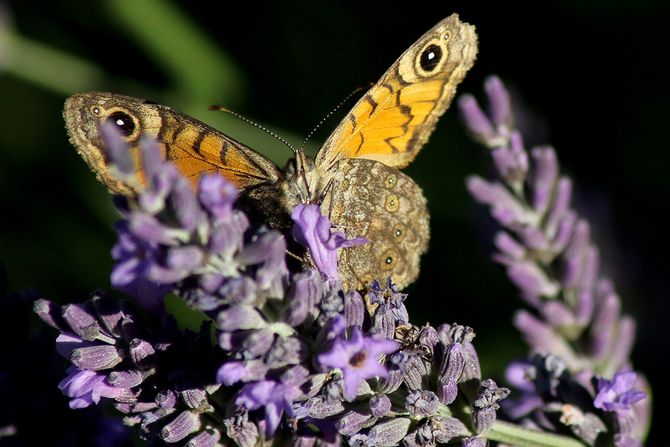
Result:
[315, 14, 477, 171]
[64, 92, 280, 194]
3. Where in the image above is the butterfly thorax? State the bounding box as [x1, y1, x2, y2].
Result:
[237, 151, 325, 234]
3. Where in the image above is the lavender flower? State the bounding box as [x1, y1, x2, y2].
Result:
[461, 75, 650, 446]
[36, 128, 514, 447]
[292, 203, 367, 281]
[34, 292, 220, 444]
[594, 371, 645, 413]
[318, 327, 398, 401]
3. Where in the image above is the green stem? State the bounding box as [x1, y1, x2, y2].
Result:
[486, 420, 586, 447]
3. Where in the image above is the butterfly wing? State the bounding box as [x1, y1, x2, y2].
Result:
[64, 92, 281, 195]
[315, 14, 478, 171]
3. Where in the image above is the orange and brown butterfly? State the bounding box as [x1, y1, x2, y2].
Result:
[63, 13, 478, 291]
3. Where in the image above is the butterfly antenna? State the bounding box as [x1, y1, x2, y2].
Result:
[209, 105, 296, 153]
[299, 83, 372, 151]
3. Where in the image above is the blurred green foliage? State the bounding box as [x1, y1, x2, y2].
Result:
[1, 1, 668, 443]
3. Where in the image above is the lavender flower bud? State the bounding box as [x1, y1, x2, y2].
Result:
[62, 303, 101, 341]
[160, 410, 201, 443]
[530, 147, 559, 215]
[266, 336, 306, 368]
[307, 397, 346, 419]
[462, 437, 487, 447]
[458, 94, 497, 145]
[336, 410, 372, 436]
[472, 379, 509, 434]
[369, 394, 391, 418]
[181, 388, 210, 412]
[406, 390, 440, 416]
[242, 328, 275, 357]
[70, 345, 122, 371]
[107, 370, 145, 388]
[379, 352, 406, 393]
[156, 390, 178, 409]
[344, 290, 365, 329]
[284, 269, 322, 326]
[217, 359, 268, 385]
[431, 416, 469, 444]
[217, 305, 265, 331]
[513, 311, 578, 368]
[491, 132, 527, 187]
[507, 261, 559, 301]
[33, 298, 69, 332]
[186, 429, 221, 447]
[403, 353, 429, 391]
[484, 75, 512, 130]
[224, 413, 259, 447]
[438, 342, 465, 404]
[365, 418, 411, 447]
[128, 338, 156, 368]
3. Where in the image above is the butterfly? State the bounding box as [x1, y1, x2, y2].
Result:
[63, 13, 478, 291]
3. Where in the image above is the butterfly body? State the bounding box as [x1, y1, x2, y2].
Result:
[64, 14, 478, 290]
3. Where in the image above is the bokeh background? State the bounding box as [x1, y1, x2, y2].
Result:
[1, 0, 668, 445]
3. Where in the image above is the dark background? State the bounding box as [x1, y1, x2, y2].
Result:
[0, 0, 667, 444]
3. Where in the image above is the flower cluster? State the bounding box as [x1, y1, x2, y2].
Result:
[460, 76, 650, 446]
[34, 128, 509, 446]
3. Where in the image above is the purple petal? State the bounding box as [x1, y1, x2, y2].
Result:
[291, 204, 365, 281]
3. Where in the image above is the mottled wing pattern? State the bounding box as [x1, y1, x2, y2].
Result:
[323, 159, 429, 290]
[315, 14, 478, 171]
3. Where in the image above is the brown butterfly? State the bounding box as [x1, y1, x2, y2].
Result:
[63, 14, 478, 291]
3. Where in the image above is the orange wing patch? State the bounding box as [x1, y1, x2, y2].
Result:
[316, 14, 478, 171]
[158, 113, 281, 190]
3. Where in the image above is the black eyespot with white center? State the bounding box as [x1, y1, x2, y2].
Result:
[419, 44, 442, 72]
[106, 111, 135, 136]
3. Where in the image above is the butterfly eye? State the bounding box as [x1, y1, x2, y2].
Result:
[106, 111, 136, 137]
[419, 44, 443, 72]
